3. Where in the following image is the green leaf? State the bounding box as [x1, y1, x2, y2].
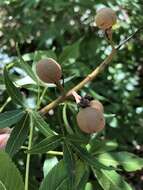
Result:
[39, 160, 68, 190]
[6, 113, 29, 157]
[89, 139, 118, 155]
[85, 180, 103, 190]
[0, 151, 24, 190]
[96, 151, 143, 172]
[0, 109, 25, 129]
[4, 67, 26, 107]
[85, 182, 93, 190]
[63, 142, 75, 190]
[75, 161, 89, 190]
[31, 111, 54, 137]
[27, 135, 62, 154]
[43, 157, 58, 178]
[40, 159, 89, 190]
[16, 44, 38, 82]
[59, 40, 81, 63]
[93, 169, 132, 190]
[70, 142, 113, 170]
[66, 134, 89, 145]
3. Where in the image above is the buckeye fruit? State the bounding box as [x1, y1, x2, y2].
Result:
[36, 58, 62, 83]
[95, 7, 116, 30]
[90, 100, 104, 112]
[76, 107, 105, 134]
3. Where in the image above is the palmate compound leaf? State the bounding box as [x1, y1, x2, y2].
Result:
[27, 135, 62, 154]
[0, 151, 24, 190]
[31, 111, 54, 137]
[4, 66, 26, 107]
[93, 168, 133, 190]
[96, 151, 143, 172]
[39, 159, 89, 190]
[0, 109, 25, 129]
[6, 113, 29, 157]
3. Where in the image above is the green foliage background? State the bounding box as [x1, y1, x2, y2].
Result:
[0, 0, 143, 190]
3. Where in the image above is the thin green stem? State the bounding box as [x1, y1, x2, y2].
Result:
[36, 81, 41, 109]
[21, 146, 28, 150]
[62, 103, 73, 134]
[37, 86, 48, 109]
[47, 150, 63, 156]
[25, 114, 34, 190]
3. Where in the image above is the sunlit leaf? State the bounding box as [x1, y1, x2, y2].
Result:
[93, 169, 132, 190]
[43, 157, 58, 178]
[96, 151, 143, 172]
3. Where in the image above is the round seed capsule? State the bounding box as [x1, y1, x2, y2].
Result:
[95, 7, 116, 30]
[90, 100, 104, 112]
[36, 58, 62, 83]
[76, 107, 105, 134]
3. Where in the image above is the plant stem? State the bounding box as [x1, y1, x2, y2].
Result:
[62, 103, 73, 134]
[40, 48, 115, 115]
[36, 81, 41, 109]
[25, 114, 34, 190]
[37, 86, 48, 109]
[21, 146, 28, 150]
[39, 28, 142, 115]
[47, 150, 63, 156]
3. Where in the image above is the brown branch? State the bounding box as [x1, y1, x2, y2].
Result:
[40, 27, 143, 115]
[40, 48, 116, 115]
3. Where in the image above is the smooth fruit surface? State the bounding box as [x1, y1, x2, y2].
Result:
[90, 100, 104, 112]
[36, 58, 62, 83]
[95, 7, 116, 30]
[76, 107, 105, 134]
